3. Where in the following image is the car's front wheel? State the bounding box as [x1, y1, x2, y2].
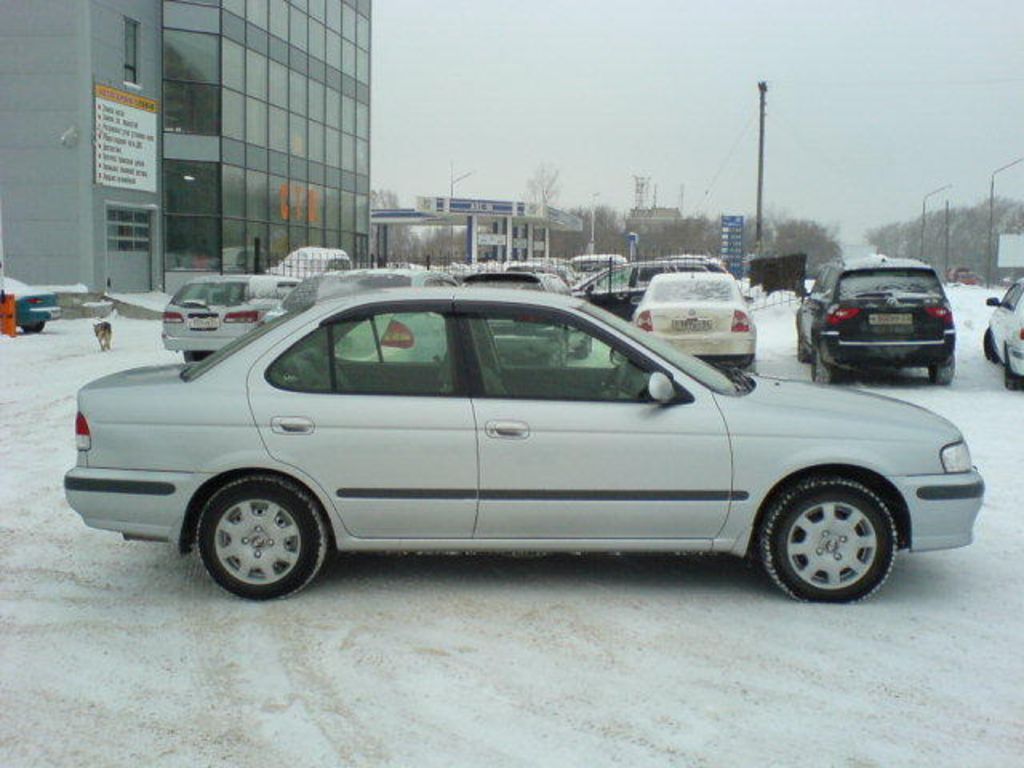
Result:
[198, 475, 329, 599]
[759, 476, 897, 602]
[983, 329, 1000, 363]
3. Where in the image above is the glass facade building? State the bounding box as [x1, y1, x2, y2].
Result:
[163, 0, 371, 280]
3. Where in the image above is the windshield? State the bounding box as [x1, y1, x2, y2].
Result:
[651, 279, 739, 303]
[579, 304, 746, 395]
[180, 312, 292, 381]
[171, 281, 248, 307]
[838, 268, 943, 299]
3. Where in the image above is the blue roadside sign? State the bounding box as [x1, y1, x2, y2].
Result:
[720, 215, 745, 277]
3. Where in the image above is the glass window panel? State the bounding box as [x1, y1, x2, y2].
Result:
[289, 113, 307, 156]
[289, 224, 308, 251]
[164, 82, 219, 135]
[308, 80, 324, 123]
[355, 194, 368, 234]
[164, 30, 220, 83]
[267, 326, 332, 393]
[341, 190, 355, 231]
[340, 231, 355, 259]
[165, 215, 220, 271]
[246, 96, 267, 146]
[326, 30, 341, 68]
[270, 176, 288, 225]
[269, 105, 288, 152]
[356, 13, 369, 49]
[309, 0, 326, 22]
[245, 50, 267, 99]
[341, 94, 355, 134]
[222, 38, 245, 91]
[325, 229, 340, 248]
[341, 132, 355, 171]
[270, 224, 289, 266]
[342, 3, 355, 42]
[290, 7, 307, 50]
[326, 0, 341, 32]
[268, 60, 288, 107]
[341, 38, 356, 74]
[309, 19, 325, 61]
[308, 228, 324, 247]
[356, 48, 368, 84]
[222, 88, 245, 140]
[325, 186, 340, 229]
[308, 122, 324, 163]
[269, 0, 288, 39]
[324, 126, 339, 167]
[223, 0, 245, 16]
[355, 138, 368, 175]
[247, 169, 269, 221]
[222, 164, 246, 218]
[247, 0, 268, 28]
[248, 222, 270, 272]
[355, 102, 368, 138]
[124, 18, 139, 84]
[325, 88, 340, 128]
[222, 218, 246, 272]
[289, 69, 306, 114]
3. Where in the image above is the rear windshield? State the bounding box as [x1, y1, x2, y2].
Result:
[171, 281, 248, 307]
[651, 279, 738, 303]
[838, 269, 943, 299]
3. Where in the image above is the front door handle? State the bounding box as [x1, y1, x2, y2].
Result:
[271, 416, 315, 435]
[485, 420, 530, 439]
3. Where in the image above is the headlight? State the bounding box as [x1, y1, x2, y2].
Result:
[941, 441, 972, 474]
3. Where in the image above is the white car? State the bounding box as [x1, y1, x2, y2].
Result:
[983, 277, 1024, 389]
[268, 247, 352, 278]
[66, 289, 983, 603]
[634, 271, 756, 369]
[162, 275, 299, 362]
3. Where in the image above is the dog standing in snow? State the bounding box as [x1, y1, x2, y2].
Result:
[94, 321, 112, 351]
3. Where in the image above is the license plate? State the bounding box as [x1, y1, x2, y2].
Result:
[868, 313, 912, 326]
[671, 318, 713, 332]
[189, 317, 219, 331]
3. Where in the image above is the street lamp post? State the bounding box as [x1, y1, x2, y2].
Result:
[920, 184, 951, 262]
[588, 192, 599, 255]
[449, 162, 474, 264]
[987, 157, 1024, 287]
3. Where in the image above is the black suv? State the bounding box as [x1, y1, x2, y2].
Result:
[797, 256, 956, 384]
[574, 257, 727, 320]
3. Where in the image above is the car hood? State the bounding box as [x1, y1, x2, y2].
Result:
[715, 376, 961, 449]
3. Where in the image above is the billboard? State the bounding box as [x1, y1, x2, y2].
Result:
[94, 84, 158, 193]
[998, 234, 1024, 268]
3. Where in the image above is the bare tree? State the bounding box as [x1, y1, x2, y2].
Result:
[526, 163, 561, 207]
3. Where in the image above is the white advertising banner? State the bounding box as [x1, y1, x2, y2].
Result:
[998, 234, 1024, 268]
[94, 84, 158, 193]
[477, 233, 507, 246]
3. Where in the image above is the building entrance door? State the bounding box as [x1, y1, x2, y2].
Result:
[105, 207, 152, 291]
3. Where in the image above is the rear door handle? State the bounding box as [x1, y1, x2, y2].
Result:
[271, 416, 315, 435]
[485, 420, 530, 439]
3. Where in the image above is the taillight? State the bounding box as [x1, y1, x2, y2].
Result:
[731, 310, 751, 333]
[27, 297, 43, 305]
[636, 310, 654, 332]
[163, 311, 184, 323]
[1019, 328, 1024, 341]
[224, 310, 260, 323]
[924, 306, 954, 327]
[826, 307, 861, 326]
[75, 411, 91, 451]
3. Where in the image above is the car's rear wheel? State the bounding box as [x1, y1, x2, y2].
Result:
[1005, 345, 1023, 391]
[198, 476, 328, 600]
[759, 476, 896, 602]
[928, 357, 955, 386]
[983, 329, 1000, 363]
[811, 343, 836, 384]
[20, 322, 45, 333]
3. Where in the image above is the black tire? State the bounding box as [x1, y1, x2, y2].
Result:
[983, 329, 1000, 363]
[928, 357, 955, 386]
[759, 476, 897, 603]
[811, 343, 835, 384]
[1005, 345, 1023, 391]
[20, 322, 45, 333]
[198, 475, 328, 600]
[183, 351, 210, 363]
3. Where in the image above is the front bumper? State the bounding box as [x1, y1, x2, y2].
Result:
[893, 469, 984, 551]
[64, 466, 203, 542]
[821, 331, 955, 369]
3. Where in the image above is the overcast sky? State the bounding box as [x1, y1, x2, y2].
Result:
[370, 0, 1024, 246]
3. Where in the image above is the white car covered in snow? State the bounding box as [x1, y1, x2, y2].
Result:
[983, 277, 1024, 390]
[65, 289, 983, 603]
[634, 271, 756, 369]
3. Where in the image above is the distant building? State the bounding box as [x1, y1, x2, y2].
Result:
[0, 0, 372, 293]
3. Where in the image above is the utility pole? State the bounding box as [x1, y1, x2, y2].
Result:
[755, 81, 767, 258]
[920, 184, 951, 263]
[449, 162, 474, 264]
[944, 199, 950, 277]
[588, 192, 599, 254]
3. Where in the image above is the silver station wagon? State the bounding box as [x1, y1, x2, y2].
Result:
[65, 289, 984, 602]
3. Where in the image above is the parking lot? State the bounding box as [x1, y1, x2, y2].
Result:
[1, 285, 1022, 767]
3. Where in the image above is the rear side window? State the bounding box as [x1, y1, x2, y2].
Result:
[172, 281, 248, 307]
[838, 269, 943, 300]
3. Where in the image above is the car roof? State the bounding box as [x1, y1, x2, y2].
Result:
[840, 254, 936, 272]
[308, 286, 585, 316]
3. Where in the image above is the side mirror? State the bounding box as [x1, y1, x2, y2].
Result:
[986, 297, 1001, 307]
[648, 371, 676, 404]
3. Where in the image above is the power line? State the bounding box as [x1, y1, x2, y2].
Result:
[695, 114, 755, 216]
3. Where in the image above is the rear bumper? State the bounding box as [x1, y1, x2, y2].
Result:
[658, 333, 755, 360]
[821, 331, 954, 368]
[893, 469, 984, 551]
[64, 466, 202, 542]
[19, 306, 61, 323]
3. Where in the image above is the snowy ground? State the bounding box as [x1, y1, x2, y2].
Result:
[1, 287, 1021, 767]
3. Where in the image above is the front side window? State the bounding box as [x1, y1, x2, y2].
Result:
[267, 311, 455, 396]
[466, 312, 650, 402]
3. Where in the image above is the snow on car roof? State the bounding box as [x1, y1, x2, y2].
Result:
[841, 254, 935, 272]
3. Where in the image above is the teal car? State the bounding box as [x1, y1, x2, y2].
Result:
[4, 278, 62, 333]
